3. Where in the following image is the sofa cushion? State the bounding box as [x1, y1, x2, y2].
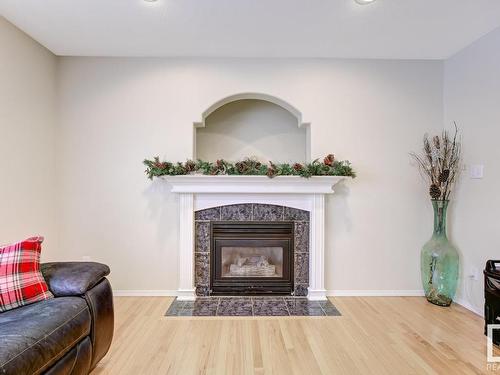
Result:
[41, 262, 110, 296]
[0, 297, 91, 375]
[0, 236, 53, 312]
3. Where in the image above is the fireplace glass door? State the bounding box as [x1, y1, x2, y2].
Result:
[221, 245, 283, 278]
[211, 222, 294, 295]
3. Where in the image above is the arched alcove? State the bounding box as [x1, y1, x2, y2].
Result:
[194, 93, 311, 162]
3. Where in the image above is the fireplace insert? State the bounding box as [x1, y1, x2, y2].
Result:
[210, 221, 294, 295]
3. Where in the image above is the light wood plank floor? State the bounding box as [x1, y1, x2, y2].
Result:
[91, 296, 499, 374]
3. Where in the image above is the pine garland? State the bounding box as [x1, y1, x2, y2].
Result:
[143, 154, 355, 180]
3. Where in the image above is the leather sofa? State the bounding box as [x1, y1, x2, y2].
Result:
[0, 262, 114, 375]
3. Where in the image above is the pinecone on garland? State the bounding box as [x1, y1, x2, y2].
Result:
[266, 167, 276, 178]
[266, 162, 277, 178]
[184, 160, 196, 173]
[235, 161, 246, 174]
[323, 154, 335, 166]
[429, 184, 441, 199]
[152, 157, 164, 169]
[438, 169, 450, 183]
[210, 159, 226, 175]
[293, 163, 303, 171]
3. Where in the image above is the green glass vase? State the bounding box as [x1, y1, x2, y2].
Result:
[420, 200, 459, 307]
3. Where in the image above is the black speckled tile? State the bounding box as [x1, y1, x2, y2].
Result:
[195, 222, 210, 253]
[283, 207, 310, 221]
[294, 284, 308, 297]
[195, 207, 221, 221]
[165, 297, 341, 317]
[196, 285, 210, 297]
[217, 297, 253, 316]
[165, 300, 186, 316]
[318, 301, 341, 316]
[195, 253, 209, 285]
[294, 222, 309, 253]
[285, 298, 324, 316]
[220, 204, 253, 221]
[252, 204, 284, 221]
[253, 298, 289, 316]
[294, 253, 309, 284]
[188, 298, 219, 316]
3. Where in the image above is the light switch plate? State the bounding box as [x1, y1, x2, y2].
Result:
[470, 164, 484, 179]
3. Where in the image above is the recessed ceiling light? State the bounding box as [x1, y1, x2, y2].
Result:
[354, 0, 376, 4]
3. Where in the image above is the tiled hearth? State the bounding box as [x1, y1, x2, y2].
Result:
[165, 297, 341, 317]
[194, 203, 310, 297]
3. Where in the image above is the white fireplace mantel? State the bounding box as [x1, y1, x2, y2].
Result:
[163, 175, 346, 301]
[165, 175, 344, 194]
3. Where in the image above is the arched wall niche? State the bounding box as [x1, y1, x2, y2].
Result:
[193, 93, 311, 163]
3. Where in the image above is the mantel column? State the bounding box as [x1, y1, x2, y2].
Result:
[308, 194, 327, 300]
[177, 193, 196, 300]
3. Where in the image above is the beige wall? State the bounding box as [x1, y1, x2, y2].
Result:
[0, 17, 57, 256]
[56, 57, 443, 292]
[1, 14, 496, 310]
[197, 99, 307, 162]
[444, 27, 500, 314]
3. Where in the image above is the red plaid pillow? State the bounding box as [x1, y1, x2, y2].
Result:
[0, 236, 53, 312]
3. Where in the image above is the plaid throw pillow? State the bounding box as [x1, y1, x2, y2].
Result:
[0, 236, 53, 312]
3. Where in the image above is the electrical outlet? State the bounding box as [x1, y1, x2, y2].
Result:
[470, 165, 484, 179]
[469, 266, 479, 281]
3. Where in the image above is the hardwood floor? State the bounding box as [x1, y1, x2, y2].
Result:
[91, 296, 498, 374]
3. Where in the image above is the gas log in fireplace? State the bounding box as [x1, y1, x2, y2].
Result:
[210, 222, 294, 295]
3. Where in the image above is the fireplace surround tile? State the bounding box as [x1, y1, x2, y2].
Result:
[195, 253, 209, 285]
[195, 222, 210, 253]
[220, 204, 253, 221]
[283, 206, 310, 221]
[195, 207, 221, 221]
[294, 284, 308, 297]
[252, 204, 284, 221]
[294, 253, 309, 284]
[294, 222, 309, 253]
[195, 285, 210, 297]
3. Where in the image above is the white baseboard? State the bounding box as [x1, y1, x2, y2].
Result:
[327, 290, 425, 297]
[454, 298, 483, 317]
[113, 289, 426, 297]
[113, 290, 177, 297]
[327, 290, 484, 317]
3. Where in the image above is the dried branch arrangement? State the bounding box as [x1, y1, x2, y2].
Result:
[410, 124, 461, 201]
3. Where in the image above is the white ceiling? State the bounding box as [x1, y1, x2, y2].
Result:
[2, 0, 500, 59]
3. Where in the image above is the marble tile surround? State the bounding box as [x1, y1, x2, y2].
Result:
[165, 297, 341, 317]
[194, 203, 310, 297]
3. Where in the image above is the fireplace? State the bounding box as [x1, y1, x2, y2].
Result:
[210, 222, 294, 295]
[194, 203, 310, 297]
[164, 174, 345, 300]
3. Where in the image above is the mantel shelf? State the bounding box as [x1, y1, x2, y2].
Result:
[162, 175, 347, 194]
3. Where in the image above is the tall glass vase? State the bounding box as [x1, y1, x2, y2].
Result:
[420, 200, 459, 307]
